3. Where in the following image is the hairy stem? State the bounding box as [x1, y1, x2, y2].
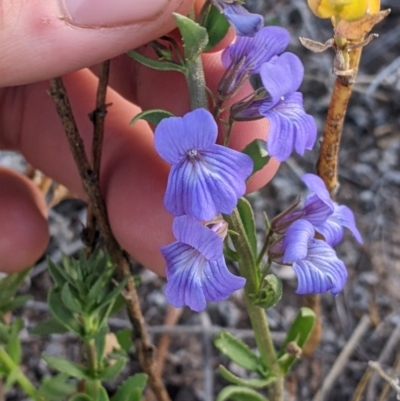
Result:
[225, 210, 283, 401]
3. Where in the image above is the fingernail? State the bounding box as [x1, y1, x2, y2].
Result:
[61, 0, 167, 27]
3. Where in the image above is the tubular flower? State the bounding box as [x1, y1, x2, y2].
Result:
[281, 220, 348, 295]
[307, 0, 380, 21]
[162, 216, 246, 312]
[258, 53, 317, 162]
[219, 26, 290, 99]
[211, 0, 264, 36]
[273, 174, 362, 245]
[154, 109, 253, 221]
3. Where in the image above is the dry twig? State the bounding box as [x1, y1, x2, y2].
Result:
[368, 361, 400, 397]
[312, 315, 371, 401]
[48, 76, 171, 401]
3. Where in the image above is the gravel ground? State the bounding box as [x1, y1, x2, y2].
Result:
[1, 1, 400, 400]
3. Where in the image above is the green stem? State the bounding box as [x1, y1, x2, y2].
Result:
[223, 118, 235, 147]
[0, 347, 43, 401]
[185, 57, 208, 110]
[184, 8, 208, 111]
[84, 338, 101, 399]
[225, 210, 283, 401]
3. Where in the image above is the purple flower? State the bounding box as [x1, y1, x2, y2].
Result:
[161, 216, 246, 311]
[281, 220, 348, 295]
[218, 26, 290, 99]
[154, 109, 253, 221]
[218, 2, 264, 37]
[299, 174, 362, 245]
[258, 53, 317, 162]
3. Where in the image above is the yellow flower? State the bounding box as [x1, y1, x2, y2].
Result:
[308, 0, 380, 20]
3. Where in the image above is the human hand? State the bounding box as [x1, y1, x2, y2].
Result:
[0, 0, 278, 273]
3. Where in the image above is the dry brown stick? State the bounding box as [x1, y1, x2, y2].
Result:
[48, 77, 171, 401]
[312, 315, 371, 401]
[351, 367, 372, 401]
[155, 306, 183, 377]
[316, 48, 362, 195]
[378, 356, 400, 401]
[85, 60, 111, 252]
[366, 321, 400, 401]
[368, 361, 400, 396]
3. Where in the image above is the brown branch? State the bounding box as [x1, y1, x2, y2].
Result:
[316, 46, 363, 195]
[85, 60, 111, 252]
[48, 77, 171, 401]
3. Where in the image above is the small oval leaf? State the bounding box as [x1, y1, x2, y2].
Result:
[214, 331, 260, 372]
[218, 365, 275, 389]
[130, 109, 175, 127]
[127, 50, 186, 73]
[43, 355, 90, 380]
[173, 13, 209, 60]
[242, 139, 270, 176]
[278, 307, 316, 374]
[202, 5, 230, 51]
[216, 385, 269, 401]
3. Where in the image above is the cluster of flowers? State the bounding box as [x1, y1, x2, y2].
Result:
[153, 0, 360, 311]
[155, 109, 251, 311]
[269, 174, 362, 295]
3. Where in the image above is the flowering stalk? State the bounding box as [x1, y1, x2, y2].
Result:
[224, 211, 284, 401]
[183, 12, 283, 400]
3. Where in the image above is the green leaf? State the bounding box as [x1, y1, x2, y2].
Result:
[6, 335, 21, 365]
[48, 289, 82, 336]
[173, 13, 209, 60]
[94, 324, 109, 365]
[4, 368, 19, 391]
[130, 109, 175, 127]
[115, 329, 133, 353]
[97, 386, 110, 401]
[43, 355, 90, 380]
[218, 365, 275, 389]
[214, 331, 260, 372]
[127, 50, 186, 73]
[38, 373, 76, 400]
[236, 197, 258, 259]
[0, 269, 31, 298]
[278, 307, 316, 374]
[62, 283, 82, 313]
[6, 295, 31, 312]
[216, 385, 269, 401]
[242, 139, 270, 175]
[69, 394, 93, 401]
[111, 374, 148, 401]
[224, 245, 239, 262]
[202, 5, 230, 51]
[253, 274, 282, 309]
[97, 358, 126, 381]
[31, 317, 69, 336]
[47, 257, 72, 288]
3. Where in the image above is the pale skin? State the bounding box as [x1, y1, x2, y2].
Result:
[0, 0, 278, 274]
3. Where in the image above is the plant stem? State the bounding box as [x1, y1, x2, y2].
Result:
[0, 347, 43, 401]
[225, 210, 283, 401]
[316, 46, 363, 194]
[185, 57, 208, 110]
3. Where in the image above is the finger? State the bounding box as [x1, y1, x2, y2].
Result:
[0, 0, 193, 86]
[0, 167, 49, 272]
[8, 67, 274, 275]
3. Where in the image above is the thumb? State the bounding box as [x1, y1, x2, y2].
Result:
[1, 0, 193, 86]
